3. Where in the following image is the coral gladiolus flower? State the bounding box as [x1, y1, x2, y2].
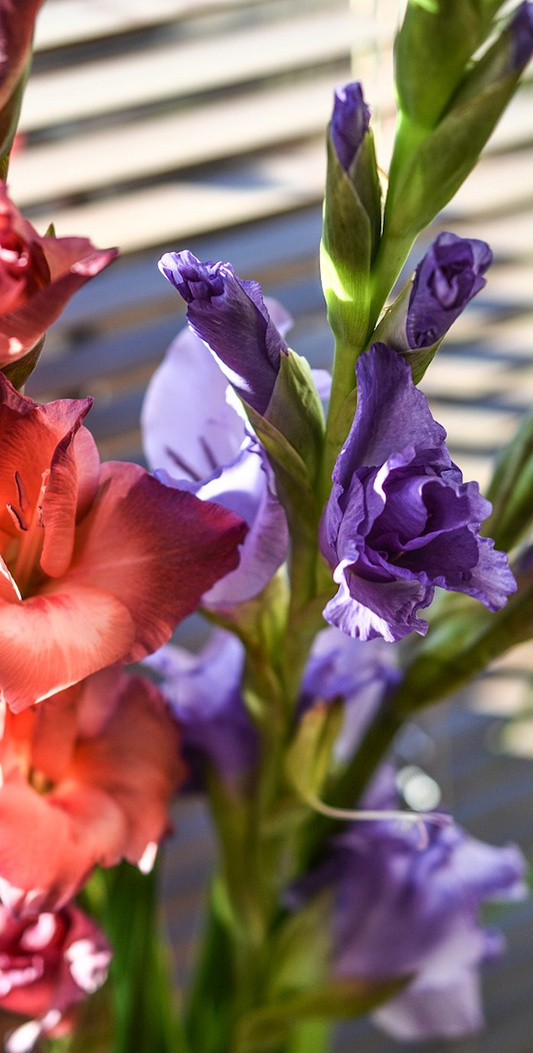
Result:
[0, 2, 45, 112]
[0, 184, 118, 364]
[0, 375, 247, 713]
[0, 666, 185, 915]
[0, 902, 110, 1053]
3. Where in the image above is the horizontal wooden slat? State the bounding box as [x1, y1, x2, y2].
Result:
[20, 8, 369, 132]
[33, 0, 277, 50]
[10, 74, 341, 207]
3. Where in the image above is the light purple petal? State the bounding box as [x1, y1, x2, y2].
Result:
[200, 444, 289, 607]
[142, 326, 245, 480]
[145, 631, 257, 785]
[373, 969, 484, 1040]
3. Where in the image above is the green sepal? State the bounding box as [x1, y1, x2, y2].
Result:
[0, 62, 30, 176]
[371, 280, 443, 384]
[285, 700, 344, 809]
[246, 352, 325, 558]
[205, 771, 270, 947]
[320, 136, 375, 353]
[264, 892, 332, 1003]
[484, 410, 533, 550]
[233, 974, 409, 1053]
[394, 0, 503, 129]
[265, 349, 325, 482]
[1, 334, 45, 391]
[244, 404, 313, 494]
[386, 69, 529, 243]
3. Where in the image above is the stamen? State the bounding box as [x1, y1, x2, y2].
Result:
[164, 445, 203, 481]
[309, 798, 451, 851]
[200, 436, 219, 472]
[6, 504, 27, 531]
[14, 471, 28, 512]
[11, 470, 49, 596]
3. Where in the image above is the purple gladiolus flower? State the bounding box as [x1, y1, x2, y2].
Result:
[407, 232, 492, 349]
[146, 631, 257, 789]
[287, 771, 527, 1041]
[141, 321, 289, 607]
[320, 344, 516, 642]
[330, 82, 370, 172]
[158, 249, 289, 414]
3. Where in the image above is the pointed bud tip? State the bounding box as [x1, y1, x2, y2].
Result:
[330, 81, 371, 172]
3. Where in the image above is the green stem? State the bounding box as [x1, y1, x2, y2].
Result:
[83, 862, 190, 1053]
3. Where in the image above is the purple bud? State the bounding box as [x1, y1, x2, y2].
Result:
[407, 232, 492, 349]
[509, 1, 533, 71]
[330, 82, 371, 172]
[158, 249, 289, 414]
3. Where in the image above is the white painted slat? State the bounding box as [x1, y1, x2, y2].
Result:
[9, 74, 339, 206]
[22, 139, 326, 252]
[33, 0, 269, 49]
[20, 8, 373, 132]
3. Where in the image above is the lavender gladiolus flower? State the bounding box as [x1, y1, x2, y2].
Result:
[301, 627, 400, 762]
[407, 232, 492, 349]
[288, 772, 527, 1041]
[330, 82, 370, 172]
[142, 322, 289, 606]
[320, 344, 516, 642]
[158, 250, 289, 414]
[146, 631, 257, 789]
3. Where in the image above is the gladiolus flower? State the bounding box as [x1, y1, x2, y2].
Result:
[0, 666, 185, 914]
[287, 770, 526, 1042]
[0, 903, 110, 1053]
[0, 184, 118, 364]
[320, 344, 516, 641]
[0, 375, 246, 713]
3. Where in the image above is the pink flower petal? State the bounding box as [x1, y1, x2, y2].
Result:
[0, 585, 136, 713]
[66, 460, 247, 660]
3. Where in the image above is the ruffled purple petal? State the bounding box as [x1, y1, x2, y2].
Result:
[320, 345, 516, 641]
[407, 233, 492, 350]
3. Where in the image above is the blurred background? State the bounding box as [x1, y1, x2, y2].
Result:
[11, 1, 533, 1049]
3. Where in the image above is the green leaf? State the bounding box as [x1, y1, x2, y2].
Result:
[244, 403, 313, 494]
[234, 975, 409, 1052]
[390, 564, 533, 716]
[484, 409, 533, 550]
